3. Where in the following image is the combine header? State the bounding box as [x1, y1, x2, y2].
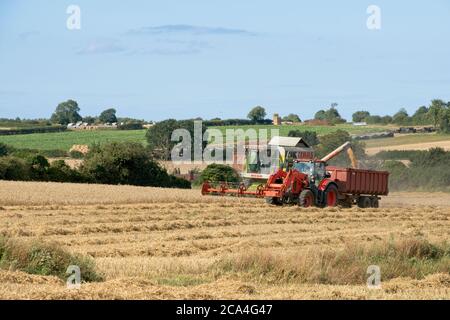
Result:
[202, 140, 389, 208]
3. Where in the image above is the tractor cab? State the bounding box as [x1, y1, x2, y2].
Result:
[291, 160, 327, 186]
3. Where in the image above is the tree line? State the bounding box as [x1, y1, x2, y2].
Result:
[4, 99, 450, 131]
[0, 141, 190, 189]
[351, 99, 450, 131]
[0, 99, 148, 128]
[229, 101, 450, 130]
[50, 99, 146, 126]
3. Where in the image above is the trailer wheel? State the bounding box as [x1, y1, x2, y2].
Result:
[324, 185, 338, 207]
[299, 190, 314, 208]
[371, 197, 379, 208]
[265, 197, 282, 206]
[357, 196, 371, 208]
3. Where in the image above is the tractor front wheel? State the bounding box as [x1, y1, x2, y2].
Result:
[324, 185, 338, 207]
[299, 190, 314, 208]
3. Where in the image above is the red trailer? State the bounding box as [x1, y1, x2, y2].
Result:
[326, 166, 389, 208]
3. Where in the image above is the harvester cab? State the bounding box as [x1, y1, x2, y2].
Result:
[240, 136, 314, 182]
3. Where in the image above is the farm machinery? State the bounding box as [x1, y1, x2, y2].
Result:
[201, 140, 389, 208]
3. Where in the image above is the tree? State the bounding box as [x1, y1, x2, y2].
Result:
[439, 108, 450, 133]
[0, 143, 8, 157]
[80, 142, 189, 188]
[83, 116, 97, 124]
[146, 119, 207, 160]
[411, 106, 429, 125]
[47, 159, 86, 183]
[99, 108, 118, 124]
[392, 108, 410, 125]
[365, 115, 382, 124]
[428, 99, 446, 128]
[27, 154, 50, 180]
[247, 106, 266, 122]
[352, 111, 370, 122]
[282, 113, 301, 123]
[381, 115, 393, 124]
[197, 164, 240, 184]
[325, 106, 345, 124]
[411, 147, 449, 168]
[0, 156, 30, 181]
[50, 99, 82, 125]
[314, 110, 326, 120]
[315, 105, 345, 124]
[287, 130, 319, 146]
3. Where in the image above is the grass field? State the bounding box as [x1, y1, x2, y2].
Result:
[0, 124, 391, 151]
[0, 129, 147, 151]
[215, 123, 390, 137]
[0, 180, 448, 299]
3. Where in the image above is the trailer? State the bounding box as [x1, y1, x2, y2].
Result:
[326, 166, 389, 208]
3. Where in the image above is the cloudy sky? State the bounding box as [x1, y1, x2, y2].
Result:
[0, 0, 449, 121]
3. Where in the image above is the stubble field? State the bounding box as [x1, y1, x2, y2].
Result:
[0, 181, 448, 299]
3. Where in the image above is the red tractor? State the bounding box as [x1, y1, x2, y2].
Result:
[262, 159, 339, 207]
[201, 142, 389, 208]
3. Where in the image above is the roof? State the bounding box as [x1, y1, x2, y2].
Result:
[268, 136, 310, 148]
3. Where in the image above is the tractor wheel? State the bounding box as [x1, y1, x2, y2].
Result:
[299, 190, 314, 208]
[265, 197, 282, 206]
[357, 196, 371, 208]
[324, 185, 338, 207]
[371, 197, 379, 208]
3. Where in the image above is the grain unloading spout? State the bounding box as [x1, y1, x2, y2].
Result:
[320, 141, 358, 168]
[346, 147, 358, 169]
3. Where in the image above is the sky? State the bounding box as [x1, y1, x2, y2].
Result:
[0, 0, 449, 121]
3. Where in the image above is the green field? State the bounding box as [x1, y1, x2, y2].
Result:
[0, 124, 391, 151]
[215, 123, 391, 137]
[0, 129, 147, 151]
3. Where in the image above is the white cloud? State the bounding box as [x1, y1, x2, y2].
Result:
[127, 24, 256, 36]
[77, 39, 125, 55]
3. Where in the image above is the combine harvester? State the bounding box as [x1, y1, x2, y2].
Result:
[202, 139, 389, 208]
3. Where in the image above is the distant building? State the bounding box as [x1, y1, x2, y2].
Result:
[273, 113, 281, 126]
[353, 122, 367, 126]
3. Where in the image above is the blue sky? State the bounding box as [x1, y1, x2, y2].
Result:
[0, 0, 449, 121]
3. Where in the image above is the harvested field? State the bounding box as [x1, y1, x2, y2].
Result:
[366, 140, 450, 155]
[0, 180, 448, 299]
[365, 134, 450, 155]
